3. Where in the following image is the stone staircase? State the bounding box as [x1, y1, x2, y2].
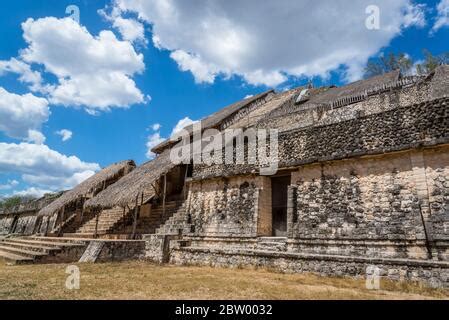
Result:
[256, 237, 288, 252]
[68, 207, 131, 237]
[122, 200, 186, 235]
[155, 202, 193, 235]
[0, 236, 87, 264]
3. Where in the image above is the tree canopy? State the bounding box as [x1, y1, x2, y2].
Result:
[364, 50, 449, 78]
[0, 196, 34, 210]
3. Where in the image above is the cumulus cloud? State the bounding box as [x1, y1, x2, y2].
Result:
[25, 130, 46, 145]
[145, 117, 197, 158]
[170, 117, 197, 137]
[0, 87, 49, 142]
[150, 123, 161, 131]
[170, 50, 220, 84]
[56, 129, 73, 142]
[100, 6, 147, 44]
[0, 180, 19, 191]
[20, 17, 146, 111]
[0, 58, 44, 92]
[0, 142, 100, 191]
[10, 187, 55, 198]
[433, 0, 449, 32]
[146, 132, 165, 159]
[114, 0, 426, 86]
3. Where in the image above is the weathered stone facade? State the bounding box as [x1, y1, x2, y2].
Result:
[143, 68, 449, 288]
[2, 68, 448, 288]
[187, 176, 260, 238]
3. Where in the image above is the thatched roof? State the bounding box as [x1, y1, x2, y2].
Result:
[151, 90, 274, 153]
[85, 150, 176, 210]
[38, 160, 136, 216]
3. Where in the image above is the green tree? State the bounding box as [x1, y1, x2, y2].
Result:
[415, 50, 449, 75]
[364, 52, 413, 78]
[0, 196, 22, 210]
[0, 196, 35, 211]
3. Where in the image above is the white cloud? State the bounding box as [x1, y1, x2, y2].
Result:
[114, 0, 427, 86]
[401, 3, 427, 28]
[10, 187, 54, 198]
[151, 123, 161, 131]
[22, 170, 95, 190]
[0, 58, 44, 92]
[0, 142, 100, 191]
[113, 16, 146, 43]
[0, 87, 49, 142]
[170, 117, 197, 137]
[0, 180, 19, 191]
[170, 50, 220, 84]
[26, 130, 46, 145]
[146, 132, 165, 159]
[99, 6, 147, 44]
[56, 129, 73, 142]
[20, 17, 145, 111]
[433, 0, 449, 32]
[145, 117, 197, 158]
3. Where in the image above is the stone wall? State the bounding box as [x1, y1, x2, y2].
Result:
[170, 247, 449, 289]
[95, 240, 146, 262]
[0, 216, 13, 234]
[286, 147, 449, 260]
[183, 146, 449, 261]
[290, 152, 424, 241]
[0, 213, 40, 235]
[186, 176, 262, 238]
[257, 80, 431, 132]
[193, 97, 449, 180]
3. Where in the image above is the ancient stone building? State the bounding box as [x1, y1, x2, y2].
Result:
[0, 192, 63, 236]
[1, 66, 448, 288]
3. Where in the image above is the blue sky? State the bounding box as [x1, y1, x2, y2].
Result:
[0, 0, 448, 198]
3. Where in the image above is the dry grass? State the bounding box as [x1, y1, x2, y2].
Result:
[0, 260, 447, 300]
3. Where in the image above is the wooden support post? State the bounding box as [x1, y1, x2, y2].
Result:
[59, 206, 65, 236]
[131, 195, 139, 239]
[183, 165, 189, 200]
[162, 173, 167, 218]
[94, 210, 100, 239]
[122, 207, 126, 232]
[80, 207, 84, 223]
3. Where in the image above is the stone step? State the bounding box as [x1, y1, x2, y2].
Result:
[1, 239, 59, 252]
[21, 237, 85, 246]
[0, 244, 49, 258]
[258, 237, 288, 242]
[0, 250, 34, 264]
[62, 233, 97, 239]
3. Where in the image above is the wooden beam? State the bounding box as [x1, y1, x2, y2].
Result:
[94, 210, 100, 239]
[122, 207, 126, 232]
[131, 195, 139, 239]
[183, 165, 189, 200]
[162, 173, 167, 218]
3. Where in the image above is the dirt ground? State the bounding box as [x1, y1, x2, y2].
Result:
[0, 260, 447, 300]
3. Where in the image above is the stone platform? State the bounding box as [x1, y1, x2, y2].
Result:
[0, 236, 145, 264]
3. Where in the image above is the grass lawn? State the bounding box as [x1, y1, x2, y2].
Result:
[0, 260, 447, 300]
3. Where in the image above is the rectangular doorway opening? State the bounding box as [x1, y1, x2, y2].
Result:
[271, 175, 290, 237]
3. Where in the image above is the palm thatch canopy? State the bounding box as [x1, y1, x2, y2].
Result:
[85, 150, 176, 210]
[38, 160, 136, 217]
[151, 90, 274, 154]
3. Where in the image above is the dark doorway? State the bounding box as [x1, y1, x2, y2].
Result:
[271, 176, 290, 237]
